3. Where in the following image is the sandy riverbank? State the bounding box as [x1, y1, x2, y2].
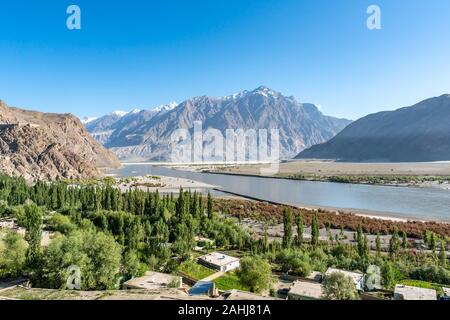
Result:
[199, 160, 450, 189]
[213, 160, 450, 176]
[107, 174, 218, 193]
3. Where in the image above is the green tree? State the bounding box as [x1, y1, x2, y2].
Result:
[296, 212, 303, 246]
[19, 203, 43, 266]
[375, 233, 382, 257]
[440, 241, 447, 268]
[311, 214, 320, 247]
[356, 225, 369, 260]
[207, 192, 213, 219]
[430, 233, 437, 253]
[261, 226, 269, 253]
[33, 229, 122, 290]
[381, 262, 397, 289]
[389, 227, 400, 256]
[122, 250, 146, 278]
[322, 272, 359, 300]
[276, 249, 312, 276]
[282, 208, 293, 249]
[362, 235, 369, 261]
[402, 232, 408, 250]
[238, 256, 273, 293]
[0, 231, 27, 278]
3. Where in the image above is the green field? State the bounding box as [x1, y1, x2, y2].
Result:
[214, 272, 249, 291]
[178, 260, 215, 280]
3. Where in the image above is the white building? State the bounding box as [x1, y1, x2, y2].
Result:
[198, 252, 240, 272]
[394, 284, 437, 300]
[325, 268, 365, 291]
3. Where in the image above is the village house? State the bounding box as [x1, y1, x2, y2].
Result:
[222, 289, 279, 300]
[325, 268, 365, 291]
[394, 284, 437, 300]
[288, 280, 324, 300]
[123, 271, 182, 290]
[198, 252, 240, 272]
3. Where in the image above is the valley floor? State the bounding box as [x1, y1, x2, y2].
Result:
[201, 160, 450, 189]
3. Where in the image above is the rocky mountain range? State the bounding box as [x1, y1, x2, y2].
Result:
[0, 100, 120, 182]
[297, 94, 450, 162]
[85, 87, 351, 161]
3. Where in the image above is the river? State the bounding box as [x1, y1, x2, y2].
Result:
[109, 164, 450, 222]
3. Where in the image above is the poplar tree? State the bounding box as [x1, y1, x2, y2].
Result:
[296, 212, 303, 246]
[440, 241, 447, 268]
[376, 233, 382, 257]
[282, 208, 293, 249]
[402, 232, 408, 249]
[389, 227, 400, 256]
[207, 192, 213, 219]
[21, 203, 42, 266]
[311, 214, 320, 247]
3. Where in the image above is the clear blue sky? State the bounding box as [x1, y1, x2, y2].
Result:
[1, 0, 450, 120]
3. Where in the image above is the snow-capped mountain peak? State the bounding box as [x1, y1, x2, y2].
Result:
[221, 86, 279, 101]
[251, 86, 279, 97]
[111, 110, 128, 117]
[153, 102, 178, 113]
[129, 108, 141, 115]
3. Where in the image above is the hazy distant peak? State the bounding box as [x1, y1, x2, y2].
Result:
[297, 94, 450, 162]
[81, 116, 98, 124]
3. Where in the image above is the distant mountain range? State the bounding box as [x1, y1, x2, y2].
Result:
[0, 100, 120, 182]
[85, 86, 351, 161]
[297, 94, 450, 162]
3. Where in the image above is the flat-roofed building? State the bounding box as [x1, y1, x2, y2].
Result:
[394, 284, 437, 301]
[222, 289, 279, 300]
[288, 280, 324, 300]
[123, 271, 182, 290]
[198, 252, 240, 272]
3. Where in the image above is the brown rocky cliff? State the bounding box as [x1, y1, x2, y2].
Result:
[0, 100, 120, 182]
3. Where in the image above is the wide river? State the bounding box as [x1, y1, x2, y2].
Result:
[110, 164, 450, 222]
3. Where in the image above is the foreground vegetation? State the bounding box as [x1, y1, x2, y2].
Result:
[0, 173, 449, 299]
[215, 199, 450, 239]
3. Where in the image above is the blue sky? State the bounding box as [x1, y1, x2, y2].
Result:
[1, 0, 450, 120]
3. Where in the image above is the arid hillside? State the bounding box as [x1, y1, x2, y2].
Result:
[0, 100, 120, 182]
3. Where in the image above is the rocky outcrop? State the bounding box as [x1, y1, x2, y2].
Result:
[0, 100, 120, 182]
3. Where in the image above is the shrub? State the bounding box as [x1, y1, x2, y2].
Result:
[322, 272, 359, 300]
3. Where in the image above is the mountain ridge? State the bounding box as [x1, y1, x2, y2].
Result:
[85, 87, 351, 161]
[296, 94, 450, 162]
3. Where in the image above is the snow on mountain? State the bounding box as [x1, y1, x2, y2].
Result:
[111, 110, 128, 117]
